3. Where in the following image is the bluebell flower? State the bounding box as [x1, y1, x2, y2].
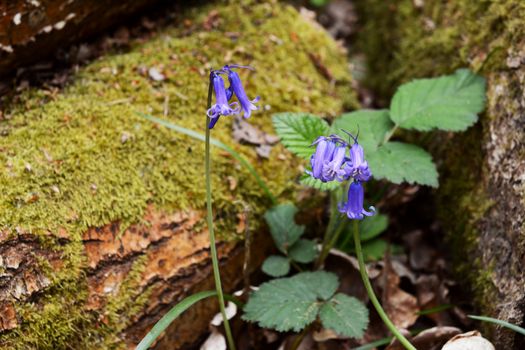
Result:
[207, 71, 239, 129]
[224, 65, 260, 119]
[322, 145, 347, 182]
[308, 135, 349, 182]
[343, 142, 371, 182]
[338, 181, 375, 220]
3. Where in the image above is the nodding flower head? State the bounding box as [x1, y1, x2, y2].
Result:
[344, 142, 371, 182]
[308, 135, 349, 182]
[338, 181, 375, 220]
[207, 71, 239, 129]
[224, 65, 260, 119]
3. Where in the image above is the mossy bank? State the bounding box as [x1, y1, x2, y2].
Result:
[0, 1, 356, 348]
[357, 1, 525, 348]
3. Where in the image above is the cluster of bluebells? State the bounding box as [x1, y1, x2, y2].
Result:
[207, 64, 260, 129]
[307, 133, 375, 220]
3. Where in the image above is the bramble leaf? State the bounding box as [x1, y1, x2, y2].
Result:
[319, 293, 369, 338]
[264, 204, 305, 253]
[300, 173, 341, 191]
[273, 113, 329, 159]
[262, 255, 290, 277]
[331, 109, 393, 153]
[289, 239, 317, 263]
[367, 142, 438, 187]
[390, 69, 486, 131]
[243, 271, 339, 332]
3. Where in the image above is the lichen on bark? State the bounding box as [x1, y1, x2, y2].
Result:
[0, 1, 356, 348]
[357, 1, 525, 348]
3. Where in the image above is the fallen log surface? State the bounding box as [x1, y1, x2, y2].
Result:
[0, 0, 170, 77]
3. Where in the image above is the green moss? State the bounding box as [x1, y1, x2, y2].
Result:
[0, 1, 355, 348]
[357, 0, 525, 99]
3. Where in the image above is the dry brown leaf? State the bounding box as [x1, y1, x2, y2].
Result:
[382, 259, 419, 329]
[387, 326, 461, 350]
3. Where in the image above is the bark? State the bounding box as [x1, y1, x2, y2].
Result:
[0, 2, 354, 348]
[0, 0, 169, 77]
[357, 1, 525, 348]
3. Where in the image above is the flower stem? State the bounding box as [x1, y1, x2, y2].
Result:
[315, 191, 338, 268]
[205, 77, 236, 350]
[352, 220, 416, 350]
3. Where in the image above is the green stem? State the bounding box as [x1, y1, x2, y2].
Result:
[352, 221, 416, 350]
[205, 78, 236, 350]
[288, 325, 310, 350]
[315, 192, 338, 268]
[316, 215, 347, 268]
[381, 125, 398, 146]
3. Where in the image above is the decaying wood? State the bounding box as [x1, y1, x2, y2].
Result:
[0, 0, 167, 77]
[0, 205, 273, 348]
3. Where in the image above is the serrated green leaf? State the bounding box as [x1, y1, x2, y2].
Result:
[264, 204, 305, 253]
[272, 113, 329, 159]
[243, 271, 339, 332]
[331, 109, 393, 153]
[367, 142, 438, 187]
[359, 214, 388, 242]
[288, 239, 317, 263]
[320, 293, 369, 338]
[262, 255, 290, 277]
[390, 69, 486, 131]
[300, 173, 341, 191]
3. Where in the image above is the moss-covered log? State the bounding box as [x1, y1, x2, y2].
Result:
[0, 2, 356, 349]
[357, 1, 525, 348]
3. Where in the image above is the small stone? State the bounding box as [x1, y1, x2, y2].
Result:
[441, 331, 495, 350]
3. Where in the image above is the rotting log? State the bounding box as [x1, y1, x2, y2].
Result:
[0, 1, 356, 349]
[0, 0, 171, 77]
[357, 1, 525, 349]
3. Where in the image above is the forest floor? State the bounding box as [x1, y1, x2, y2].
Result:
[0, 1, 488, 349]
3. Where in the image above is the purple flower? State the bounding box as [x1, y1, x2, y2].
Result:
[338, 181, 375, 220]
[308, 136, 348, 182]
[343, 142, 371, 182]
[322, 145, 347, 182]
[207, 71, 239, 129]
[224, 65, 260, 119]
